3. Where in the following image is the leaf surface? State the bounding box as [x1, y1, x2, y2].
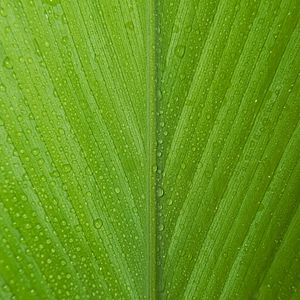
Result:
[0, 0, 299, 299]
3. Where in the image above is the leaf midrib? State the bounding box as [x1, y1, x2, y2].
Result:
[146, 0, 157, 299]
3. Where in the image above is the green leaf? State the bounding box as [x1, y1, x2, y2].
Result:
[0, 0, 299, 299]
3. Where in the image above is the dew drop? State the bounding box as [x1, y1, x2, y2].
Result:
[0, 7, 7, 17]
[62, 164, 71, 173]
[61, 36, 68, 45]
[32, 148, 40, 156]
[42, 0, 60, 6]
[115, 187, 120, 194]
[125, 21, 134, 31]
[61, 259, 66, 266]
[25, 223, 32, 230]
[175, 45, 186, 58]
[159, 224, 164, 231]
[157, 187, 164, 197]
[93, 218, 103, 229]
[0, 83, 6, 92]
[152, 165, 158, 172]
[3, 57, 12, 69]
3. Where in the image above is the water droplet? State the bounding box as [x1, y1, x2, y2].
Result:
[159, 224, 164, 231]
[93, 218, 103, 229]
[157, 89, 162, 99]
[157, 187, 164, 197]
[42, 0, 60, 6]
[0, 83, 6, 92]
[152, 165, 158, 172]
[115, 187, 120, 194]
[184, 25, 192, 33]
[3, 57, 12, 69]
[0, 7, 7, 17]
[62, 164, 71, 173]
[25, 223, 32, 230]
[61, 259, 66, 266]
[61, 36, 68, 45]
[32, 148, 40, 156]
[125, 21, 134, 31]
[175, 45, 186, 58]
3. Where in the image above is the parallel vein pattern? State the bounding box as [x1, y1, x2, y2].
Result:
[157, 0, 300, 299]
[0, 0, 148, 299]
[0, 0, 299, 299]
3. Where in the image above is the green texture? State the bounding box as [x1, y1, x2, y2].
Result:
[0, 0, 299, 299]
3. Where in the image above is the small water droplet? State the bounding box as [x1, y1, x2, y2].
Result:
[175, 45, 186, 58]
[93, 218, 103, 229]
[62, 164, 71, 173]
[61, 36, 68, 45]
[42, 0, 60, 6]
[115, 187, 120, 194]
[25, 223, 32, 230]
[61, 259, 66, 266]
[3, 57, 12, 69]
[32, 148, 40, 156]
[0, 7, 7, 17]
[0, 83, 6, 92]
[125, 21, 134, 31]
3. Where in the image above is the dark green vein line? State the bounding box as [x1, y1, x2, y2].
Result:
[146, 0, 157, 298]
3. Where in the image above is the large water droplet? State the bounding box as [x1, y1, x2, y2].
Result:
[159, 224, 164, 231]
[157, 187, 164, 197]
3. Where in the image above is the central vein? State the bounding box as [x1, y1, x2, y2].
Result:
[146, 0, 157, 299]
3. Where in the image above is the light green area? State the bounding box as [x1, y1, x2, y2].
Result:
[0, 0, 299, 299]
